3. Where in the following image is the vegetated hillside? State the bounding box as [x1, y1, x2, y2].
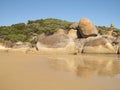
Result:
[0, 18, 73, 43]
[0, 18, 120, 44]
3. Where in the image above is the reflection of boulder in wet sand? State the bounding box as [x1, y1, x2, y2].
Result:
[48, 55, 79, 72]
[76, 56, 120, 77]
[48, 55, 120, 78]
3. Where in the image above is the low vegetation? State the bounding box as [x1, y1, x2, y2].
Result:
[97, 26, 120, 37]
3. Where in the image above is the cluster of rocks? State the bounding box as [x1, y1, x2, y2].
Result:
[36, 18, 120, 54]
[0, 18, 119, 54]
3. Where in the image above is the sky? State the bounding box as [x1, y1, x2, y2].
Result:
[0, 0, 120, 28]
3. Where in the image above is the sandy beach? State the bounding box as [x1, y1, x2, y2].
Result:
[0, 51, 120, 90]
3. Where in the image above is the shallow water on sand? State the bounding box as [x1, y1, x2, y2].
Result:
[0, 52, 120, 90]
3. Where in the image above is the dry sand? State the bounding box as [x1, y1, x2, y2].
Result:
[0, 51, 120, 90]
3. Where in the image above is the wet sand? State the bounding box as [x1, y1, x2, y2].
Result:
[0, 52, 120, 90]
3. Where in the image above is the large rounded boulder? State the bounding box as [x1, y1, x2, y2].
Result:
[77, 18, 98, 38]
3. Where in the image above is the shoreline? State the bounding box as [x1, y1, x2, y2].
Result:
[0, 47, 76, 55]
[0, 47, 120, 56]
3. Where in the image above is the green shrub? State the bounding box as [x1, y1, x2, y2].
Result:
[7, 34, 27, 42]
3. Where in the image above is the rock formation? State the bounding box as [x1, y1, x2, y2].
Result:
[1, 18, 119, 54]
[35, 18, 120, 54]
[37, 30, 69, 48]
[67, 29, 77, 39]
[77, 18, 98, 38]
[69, 23, 78, 30]
[107, 24, 114, 36]
[116, 36, 120, 54]
[36, 29, 77, 54]
[81, 36, 117, 54]
[13, 41, 32, 49]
